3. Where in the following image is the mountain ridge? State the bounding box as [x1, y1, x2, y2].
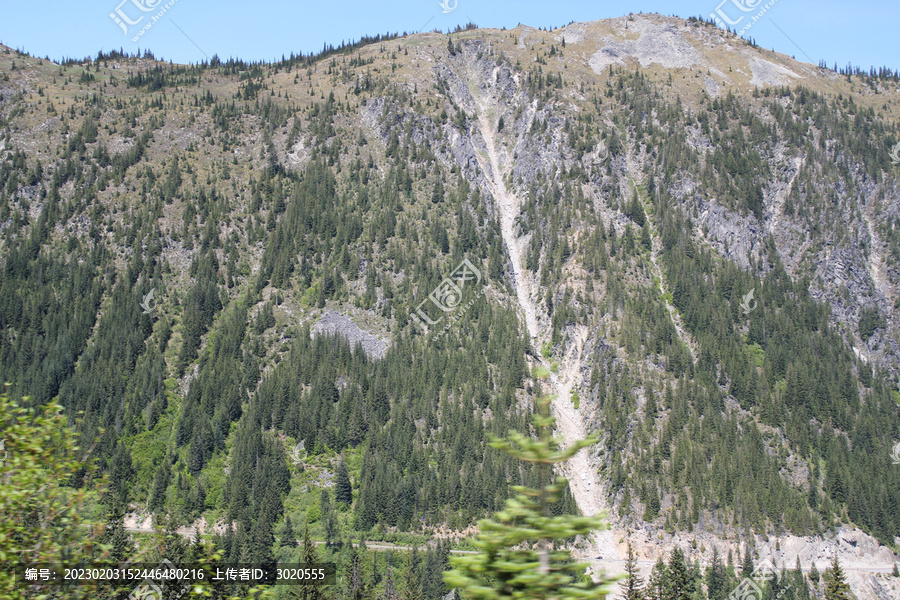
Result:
[1, 12, 900, 599]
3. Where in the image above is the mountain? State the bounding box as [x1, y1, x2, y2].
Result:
[1, 12, 899, 599]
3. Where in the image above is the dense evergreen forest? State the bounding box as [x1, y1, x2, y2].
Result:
[1, 13, 900, 599]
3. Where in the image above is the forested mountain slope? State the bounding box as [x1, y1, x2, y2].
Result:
[1, 12, 900, 599]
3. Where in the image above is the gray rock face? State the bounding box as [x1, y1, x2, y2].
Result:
[697, 198, 767, 270]
[588, 19, 703, 72]
[363, 40, 576, 231]
[311, 311, 388, 360]
[363, 32, 900, 384]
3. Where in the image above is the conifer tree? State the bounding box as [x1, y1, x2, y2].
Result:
[279, 515, 296, 548]
[336, 457, 353, 505]
[347, 545, 372, 600]
[792, 556, 811, 600]
[622, 542, 644, 600]
[664, 547, 692, 600]
[824, 555, 851, 600]
[808, 562, 820, 588]
[443, 395, 618, 599]
[383, 565, 400, 600]
[705, 546, 726, 600]
[647, 557, 667, 600]
[322, 489, 338, 547]
[300, 524, 325, 600]
[402, 548, 423, 600]
[97, 499, 135, 564]
[155, 513, 189, 564]
[741, 545, 754, 578]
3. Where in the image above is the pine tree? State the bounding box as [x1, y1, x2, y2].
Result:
[148, 460, 170, 512]
[279, 515, 296, 548]
[665, 547, 692, 600]
[95, 499, 135, 564]
[705, 546, 726, 600]
[421, 542, 449, 600]
[793, 556, 811, 600]
[824, 555, 851, 600]
[809, 562, 820, 588]
[156, 513, 189, 565]
[347, 545, 372, 600]
[443, 395, 618, 599]
[249, 498, 276, 564]
[300, 524, 325, 600]
[336, 457, 353, 505]
[647, 557, 667, 600]
[622, 542, 644, 600]
[322, 489, 338, 547]
[402, 548, 423, 600]
[741, 545, 754, 578]
[383, 565, 400, 600]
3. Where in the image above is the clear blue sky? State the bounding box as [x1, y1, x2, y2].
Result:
[1, 0, 896, 71]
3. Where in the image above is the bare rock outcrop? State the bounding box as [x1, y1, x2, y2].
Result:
[311, 311, 389, 359]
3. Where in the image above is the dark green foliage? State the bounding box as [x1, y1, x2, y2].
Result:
[402, 548, 423, 600]
[741, 547, 754, 578]
[176, 250, 222, 375]
[809, 562, 820, 586]
[648, 557, 667, 600]
[443, 397, 617, 599]
[148, 459, 171, 512]
[665, 547, 692, 600]
[2, 34, 900, 593]
[421, 541, 452, 600]
[0, 243, 104, 407]
[0, 390, 112, 600]
[705, 547, 727, 600]
[859, 306, 886, 339]
[278, 515, 296, 548]
[623, 542, 644, 600]
[824, 555, 852, 600]
[224, 416, 289, 534]
[336, 458, 353, 505]
[626, 190, 645, 227]
[320, 489, 338, 548]
[98, 500, 135, 563]
[299, 524, 327, 600]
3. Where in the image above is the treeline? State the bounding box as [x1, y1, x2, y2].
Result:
[507, 64, 900, 544]
[607, 70, 900, 543]
[618, 542, 857, 600]
[3, 29, 900, 575]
